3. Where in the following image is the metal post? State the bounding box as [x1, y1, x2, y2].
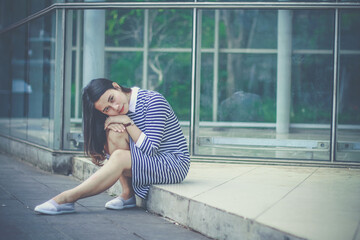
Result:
[142, 9, 149, 90]
[276, 10, 293, 134]
[330, 9, 340, 162]
[212, 10, 219, 122]
[75, 11, 82, 119]
[190, 7, 201, 156]
[82, 0, 105, 87]
[53, 9, 66, 150]
[62, 10, 73, 150]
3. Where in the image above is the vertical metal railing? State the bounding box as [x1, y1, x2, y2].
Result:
[190, 5, 199, 156]
[63, 10, 74, 150]
[330, 9, 340, 163]
[212, 10, 220, 122]
[142, 9, 149, 90]
[74, 11, 82, 119]
[53, 9, 66, 150]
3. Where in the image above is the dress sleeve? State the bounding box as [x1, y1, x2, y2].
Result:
[136, 93, 170, 156]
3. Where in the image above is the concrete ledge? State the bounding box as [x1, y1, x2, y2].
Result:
[72, 156, 304, 240]
[146, 186, 303, 240]
[0, 135, 74, 175]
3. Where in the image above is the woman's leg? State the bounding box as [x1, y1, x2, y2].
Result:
[53, 130, 132, 204]
[53, 149, 131, 204]
[106, 130, 134, 200]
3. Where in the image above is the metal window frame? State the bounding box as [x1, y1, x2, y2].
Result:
[2, 2, 360, 35]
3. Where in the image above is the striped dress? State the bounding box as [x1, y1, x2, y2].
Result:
[127, 89, 190, 199]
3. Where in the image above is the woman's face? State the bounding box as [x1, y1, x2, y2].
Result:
[94, 83, 130, 116]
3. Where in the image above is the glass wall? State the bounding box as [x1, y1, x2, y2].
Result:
[67, 9, 192, 150]
[337, 10, 360, 162]
[0, 12, 57, 148]
[0, 30, 12, 136]
[196, 9, 336, 161]
[0, 0, 60, 31]
[1, 1, 360, 164]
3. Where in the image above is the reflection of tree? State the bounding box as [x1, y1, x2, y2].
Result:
[105, 9, 360, 124]
[220, 10, 258, 98]
[106, 10, 143, 46]
[147, 10, 179, 90]
[106, 9, 191, 90]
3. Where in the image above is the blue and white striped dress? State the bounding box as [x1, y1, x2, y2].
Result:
[127, 89, 190, 199]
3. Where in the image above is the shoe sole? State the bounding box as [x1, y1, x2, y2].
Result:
[35, 209, 75, 215]
[105, 204, 136, 210]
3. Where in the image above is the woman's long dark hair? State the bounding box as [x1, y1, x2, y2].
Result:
[82, 78, 131, 166]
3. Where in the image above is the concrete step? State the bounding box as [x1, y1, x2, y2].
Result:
[72, 157, 360, 240]
[72, 157, 308, 240]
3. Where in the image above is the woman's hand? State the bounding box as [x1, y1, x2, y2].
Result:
[104, 115, 130, 130]
[106, 123, 126, 133]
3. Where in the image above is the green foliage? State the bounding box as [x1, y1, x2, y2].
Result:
[154, 53, 192, 120]
[201, 11, 215, 48]
[106, 9, 144, 47]
[148, 9, 192, 48]
[108, 52, 143, 87]
[291, 105, 331, 124]
[103, 8, 360, 125]
[262, 98, 276, 122]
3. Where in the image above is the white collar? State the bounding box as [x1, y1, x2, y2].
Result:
[128, 87, 139, 112]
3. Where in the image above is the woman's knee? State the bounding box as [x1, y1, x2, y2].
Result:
[106, 130, 130, 153]
[109, 149, 132, 170]
[107, 129, 129, 142]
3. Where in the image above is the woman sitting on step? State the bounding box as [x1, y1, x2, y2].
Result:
[34, 78, 190, 215]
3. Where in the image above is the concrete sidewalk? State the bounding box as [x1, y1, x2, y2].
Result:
[0, 152, 210, 240]
[72, 156, 360, 240]
[146, 163, 360, 240]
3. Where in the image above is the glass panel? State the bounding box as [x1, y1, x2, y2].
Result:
[337, 10, 360, 162]
[293, 10, 334, 50]
[28, 0, 54, 15]
[196, 9, 334, 161]
[106, 52, 143, 87]
[10, 25, 28, 140]
[106, 9, 144, 47]
[148, 52, 192, 121]
[0, 31, 12, 135]
[149, 9, 192, 48]
[27, 13, 55, 147]
[218, 10, 277, 49]
[66, 9, 192, 150]
[0, 0, 28, 31]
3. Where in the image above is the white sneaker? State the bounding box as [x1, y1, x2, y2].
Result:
[34, 199, 75, 215]
[105, 196, 136, 210]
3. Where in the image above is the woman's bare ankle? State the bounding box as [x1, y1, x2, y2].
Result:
[120, 192, 134, 200]
[53, 191, 76, 204]
[52, 196, 65, 205]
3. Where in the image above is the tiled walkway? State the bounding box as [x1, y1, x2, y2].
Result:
[148, 162, 360, 240]
[0, 153, 209, 240]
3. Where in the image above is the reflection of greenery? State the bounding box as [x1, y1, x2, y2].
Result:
[155, 53, 191, 120]
[291, 105, 330, 124]
[108, 52, 143, 87]
[106, 9, 144, 47]
[262, 99, 276, 122]
[103, 9, 360, 124]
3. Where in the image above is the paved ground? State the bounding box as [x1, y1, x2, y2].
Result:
[0, 152, 210, 240]
[152, 162, 360, 240]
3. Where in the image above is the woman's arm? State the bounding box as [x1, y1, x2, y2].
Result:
[134, 94, 170, 156]
[104, 93, 171, 156]
[104, 116, 142, 144]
